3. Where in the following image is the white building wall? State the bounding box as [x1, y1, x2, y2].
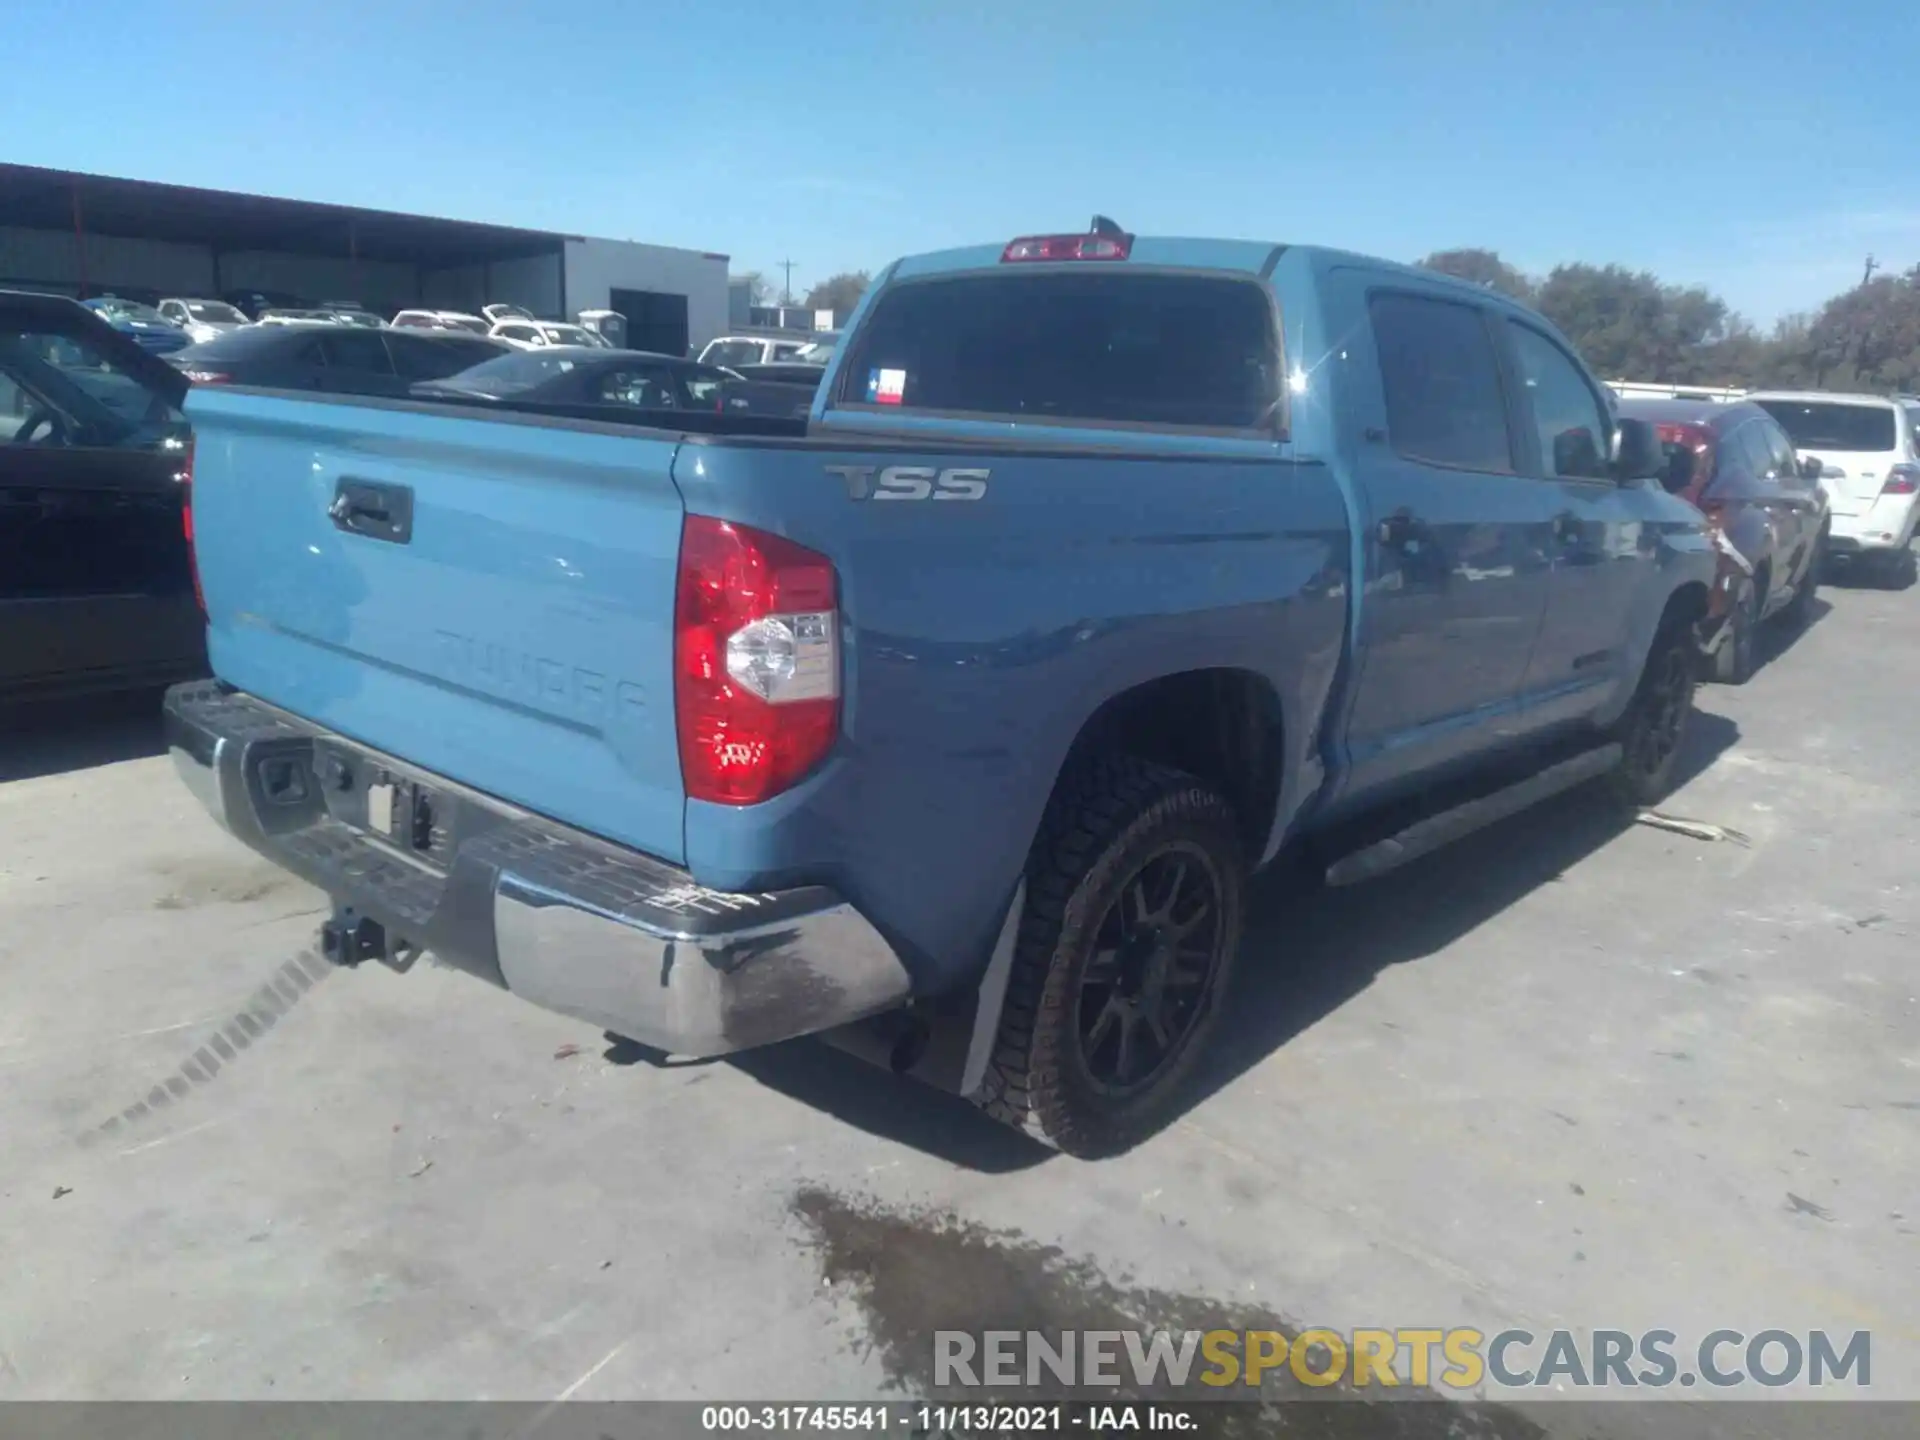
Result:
[563, 238, 729, 351]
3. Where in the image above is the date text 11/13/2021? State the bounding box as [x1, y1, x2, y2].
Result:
[700, 1401, 1199, 1432]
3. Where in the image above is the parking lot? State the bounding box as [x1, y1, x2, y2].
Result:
[2, 571, 1916, 1427]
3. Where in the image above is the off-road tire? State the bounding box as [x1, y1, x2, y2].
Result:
[1710, 580, 1757, 685]
[972, 755, 1245, 1159]
[1602, 611, 1698, 810]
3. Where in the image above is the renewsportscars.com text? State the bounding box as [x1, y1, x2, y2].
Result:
[933, 1326, 1872, 1391]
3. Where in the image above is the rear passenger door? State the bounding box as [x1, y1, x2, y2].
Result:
[1330, 280, 1559, 806]
[1503, 318, 1651, 726]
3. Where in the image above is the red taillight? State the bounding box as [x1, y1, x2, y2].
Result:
[1653, 421, 1715, 499]
[1884, 464, 1920, 495]
[1002, 233, 1133, 263]
[178, 438, 205, 614]
[673, 515, 840, 805]
[179, 369, 231, 384]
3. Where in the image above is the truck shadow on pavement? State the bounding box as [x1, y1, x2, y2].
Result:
[680, 710, 1739, 1171]
[1187, 709, 1741, 1118]
[605, 1030, 1051, 1173]
[1752, 595, 1832, 674]
[0, 690, 169, 783]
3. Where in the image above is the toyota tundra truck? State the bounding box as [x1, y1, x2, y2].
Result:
[163, 220, 1718, 1157]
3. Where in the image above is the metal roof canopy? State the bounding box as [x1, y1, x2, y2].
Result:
[0, 162, 571, 267]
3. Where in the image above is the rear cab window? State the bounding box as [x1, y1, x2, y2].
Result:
[835, 269, 1282, 433]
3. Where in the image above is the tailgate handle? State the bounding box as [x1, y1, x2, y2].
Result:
[329, 479, 413, 544]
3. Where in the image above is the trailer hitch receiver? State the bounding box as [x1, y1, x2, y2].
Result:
[319, 906, 419, 973]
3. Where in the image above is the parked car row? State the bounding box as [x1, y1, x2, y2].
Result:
[169, 323, 510, 396]
[79, 291, 631, 355]
[1609, 387, 1920, 688]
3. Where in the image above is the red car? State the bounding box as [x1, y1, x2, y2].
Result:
[1618, 397, 1830, 684]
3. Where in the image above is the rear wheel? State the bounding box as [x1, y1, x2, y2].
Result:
[1710, 580, 1757, 685]
[1782, 540, 1821, 627]
[974, 755, 1245, 1158]
[1872, 545, 1917, 590]
[1603, 612, 1697, 809]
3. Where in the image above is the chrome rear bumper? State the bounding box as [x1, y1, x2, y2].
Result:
[162, 682, 912, 1056]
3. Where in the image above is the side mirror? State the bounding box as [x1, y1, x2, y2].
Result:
[1798, 455, 1823, 482]
[1610, 418, 1664, 483]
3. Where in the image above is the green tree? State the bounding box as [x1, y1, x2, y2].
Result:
[1533, 264, 1734, 383]
[1410, 245, 1919, 391]
[1414, 248, 1535, 303]
[1797, 271, 1920, 390]
[803, 271, 872, 319]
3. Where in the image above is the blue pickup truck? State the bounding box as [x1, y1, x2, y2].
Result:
[163, 221, 1718, 1157]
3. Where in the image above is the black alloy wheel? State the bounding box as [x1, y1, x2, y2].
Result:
[1073, 844, 1227, 1098]
[973, 754, 1246, 1158]
[1605, 615, 1696, 809]
[1712, 580, 1758, 685]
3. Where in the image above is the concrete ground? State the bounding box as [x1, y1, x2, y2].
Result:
[2, 569, 1916, 1436]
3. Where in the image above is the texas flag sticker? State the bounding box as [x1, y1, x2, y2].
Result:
[866, 367, 908, 405]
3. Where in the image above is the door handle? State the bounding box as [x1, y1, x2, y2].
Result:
[329, 478, 413, 544]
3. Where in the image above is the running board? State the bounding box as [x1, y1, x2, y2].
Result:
[1324, 743, 1623, 888]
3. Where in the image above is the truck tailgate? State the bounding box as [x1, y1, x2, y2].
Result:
[184, 389, 689, 864]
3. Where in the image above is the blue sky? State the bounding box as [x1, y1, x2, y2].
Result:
[5, 0, 1912, 325]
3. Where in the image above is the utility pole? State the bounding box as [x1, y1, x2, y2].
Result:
[1862, 254, 1878, 286]
[779, 259, 796, 307]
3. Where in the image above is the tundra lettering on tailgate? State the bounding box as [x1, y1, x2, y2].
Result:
[826, 465, 990, 501]
[433, 629, 648, 727]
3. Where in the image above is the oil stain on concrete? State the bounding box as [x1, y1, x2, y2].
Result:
[791, 1185, 1546, 1439]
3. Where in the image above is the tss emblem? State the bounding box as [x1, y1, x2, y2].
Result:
[826, 465, 990, 501]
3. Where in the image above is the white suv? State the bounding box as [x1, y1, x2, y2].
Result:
[488, 320, 611, 350]
[1747, 391, 1920, 584]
